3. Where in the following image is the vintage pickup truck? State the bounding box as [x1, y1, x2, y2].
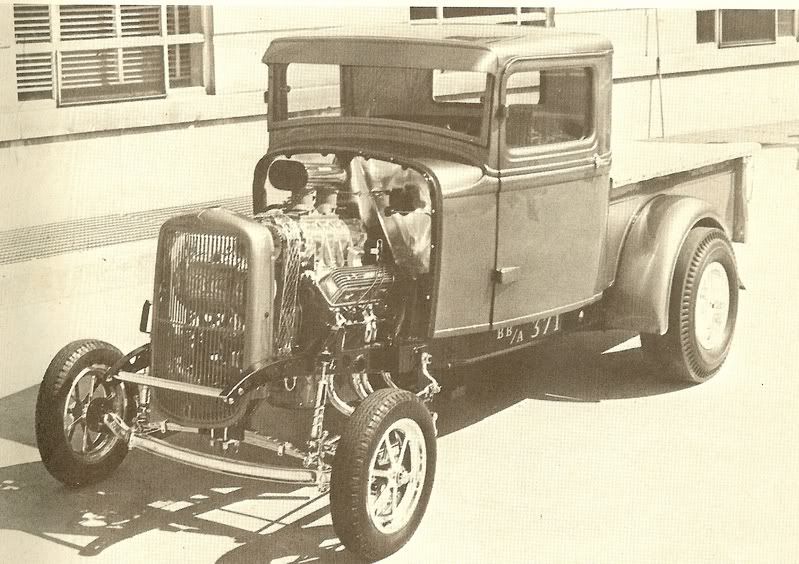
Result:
[35, 26, 755, 560]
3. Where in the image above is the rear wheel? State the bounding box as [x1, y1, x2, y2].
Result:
[330, 389, 436, 561]
[641, 227, 739, 383]
[35, 340, 131, 487]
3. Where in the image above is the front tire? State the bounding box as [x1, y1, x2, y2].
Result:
[35, 340, 131, 487]
[330, 389, 436, 561]
[641, 227, 739, 383]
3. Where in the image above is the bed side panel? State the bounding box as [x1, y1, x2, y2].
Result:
[602, 160, 742, 289]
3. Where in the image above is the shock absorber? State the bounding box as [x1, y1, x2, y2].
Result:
[135, 385, 151, 428]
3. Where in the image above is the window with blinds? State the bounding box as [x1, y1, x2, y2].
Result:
[12, 4, 206, 105]
[719, 9, 776, 47]
[778, 10, 798, 38]
[695, 9, 798, 46]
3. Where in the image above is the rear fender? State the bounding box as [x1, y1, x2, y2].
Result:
[603, 195, 724, 335]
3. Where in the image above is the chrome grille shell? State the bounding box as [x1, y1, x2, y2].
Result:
[150, 208, 275, 427]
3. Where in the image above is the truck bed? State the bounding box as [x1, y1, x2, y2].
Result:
[611, 140, 760, 188]
[602, 139, 758, 294]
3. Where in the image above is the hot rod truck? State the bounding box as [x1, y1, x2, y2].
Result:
[35, 26, 755, 560]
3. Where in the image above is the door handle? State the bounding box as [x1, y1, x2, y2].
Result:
[494, 266, 521, 284]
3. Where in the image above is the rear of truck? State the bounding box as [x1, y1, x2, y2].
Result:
[602, 140, 758, 382]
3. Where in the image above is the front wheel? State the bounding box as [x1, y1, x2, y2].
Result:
[35, 340, 131, 487]
[330, 389, 436, 561]
[641, 227, 739, 383]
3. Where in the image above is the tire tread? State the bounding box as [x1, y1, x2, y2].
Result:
[330, 388, 435, 561]
[641, 227, 738, 383]
[35, 339, 127, 487]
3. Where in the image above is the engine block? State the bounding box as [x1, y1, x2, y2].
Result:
[315, 265, 396, 307]
[256, 211, 374, 352]
[257, 211, 366, 274]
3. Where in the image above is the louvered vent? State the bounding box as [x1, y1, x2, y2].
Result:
[167, 5, 191, 35]
[122, 46, 165, 84]
[59, 5, 116, 41]
[13, 4, 51, 44]
[60, 46, 164, 105]
[61, 49, 117, 90]
[15, 53, 53, 101]
[13, 4, 201, 105]
[168, 44, 192, 87]
[121, 5, 162, 37]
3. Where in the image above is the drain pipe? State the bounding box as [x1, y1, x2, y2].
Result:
[655, 8, 665, 137]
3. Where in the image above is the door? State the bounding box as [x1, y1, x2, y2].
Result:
[492, 59, 611, 328]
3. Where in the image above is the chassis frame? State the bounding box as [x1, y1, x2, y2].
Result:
[102, 325, 441, 493]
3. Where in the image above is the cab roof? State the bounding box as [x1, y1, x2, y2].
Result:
[262, 24, 613, 73]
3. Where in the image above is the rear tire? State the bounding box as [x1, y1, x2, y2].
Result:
[35, 340, 131, 487]
[330, 389, 436, 561]
[641, 227, 739, 383]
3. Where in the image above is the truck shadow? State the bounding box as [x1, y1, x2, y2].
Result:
[0, 446, 350, 563]
[0, 330, 689, 563]
[434, 330, 693, 435]
[0, 387, 351, 563]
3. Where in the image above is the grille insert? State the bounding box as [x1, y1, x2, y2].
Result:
[151, 229, 248, 426]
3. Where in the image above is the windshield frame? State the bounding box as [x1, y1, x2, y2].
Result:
[267, 63, 495, 147]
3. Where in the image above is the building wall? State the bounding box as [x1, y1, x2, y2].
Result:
[613, 63, 799, 143]
[0, 6, 406, 230]
[0, 121, 270, 230]
[2, 7, 798, 231]
[559, 8, 799, 144]
[0, 6, 408, 142]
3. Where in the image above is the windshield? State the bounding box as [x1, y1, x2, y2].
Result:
[274, 63, 492, 143]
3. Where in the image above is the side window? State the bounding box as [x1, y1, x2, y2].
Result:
[505, 67, 592, 148]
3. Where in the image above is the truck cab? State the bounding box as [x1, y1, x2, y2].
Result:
[259, 27, 615, 340]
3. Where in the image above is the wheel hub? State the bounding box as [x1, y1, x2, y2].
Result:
[61, 364, 124, 459]
[694, 261, 730, 350]
[367, 418, 426, 534]
[85, 397, 113, 433]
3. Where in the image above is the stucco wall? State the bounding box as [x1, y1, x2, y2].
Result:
[612, 63, 799, 144]
[0, 121, 268, 230]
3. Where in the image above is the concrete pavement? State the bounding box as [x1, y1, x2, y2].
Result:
[1, 143, 798, 562]
[0, 196, 250, 265]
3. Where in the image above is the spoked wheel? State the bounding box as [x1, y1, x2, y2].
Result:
[36, 340, 131, 487]
[330, 389, 436, 561]
[366, 417, 428, 535]
[641, 227, 739, 383]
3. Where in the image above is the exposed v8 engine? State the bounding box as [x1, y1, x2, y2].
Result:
[248, 154, 432, 409]
[257, 209, 396, 354]
[145, 153, 433, 421]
